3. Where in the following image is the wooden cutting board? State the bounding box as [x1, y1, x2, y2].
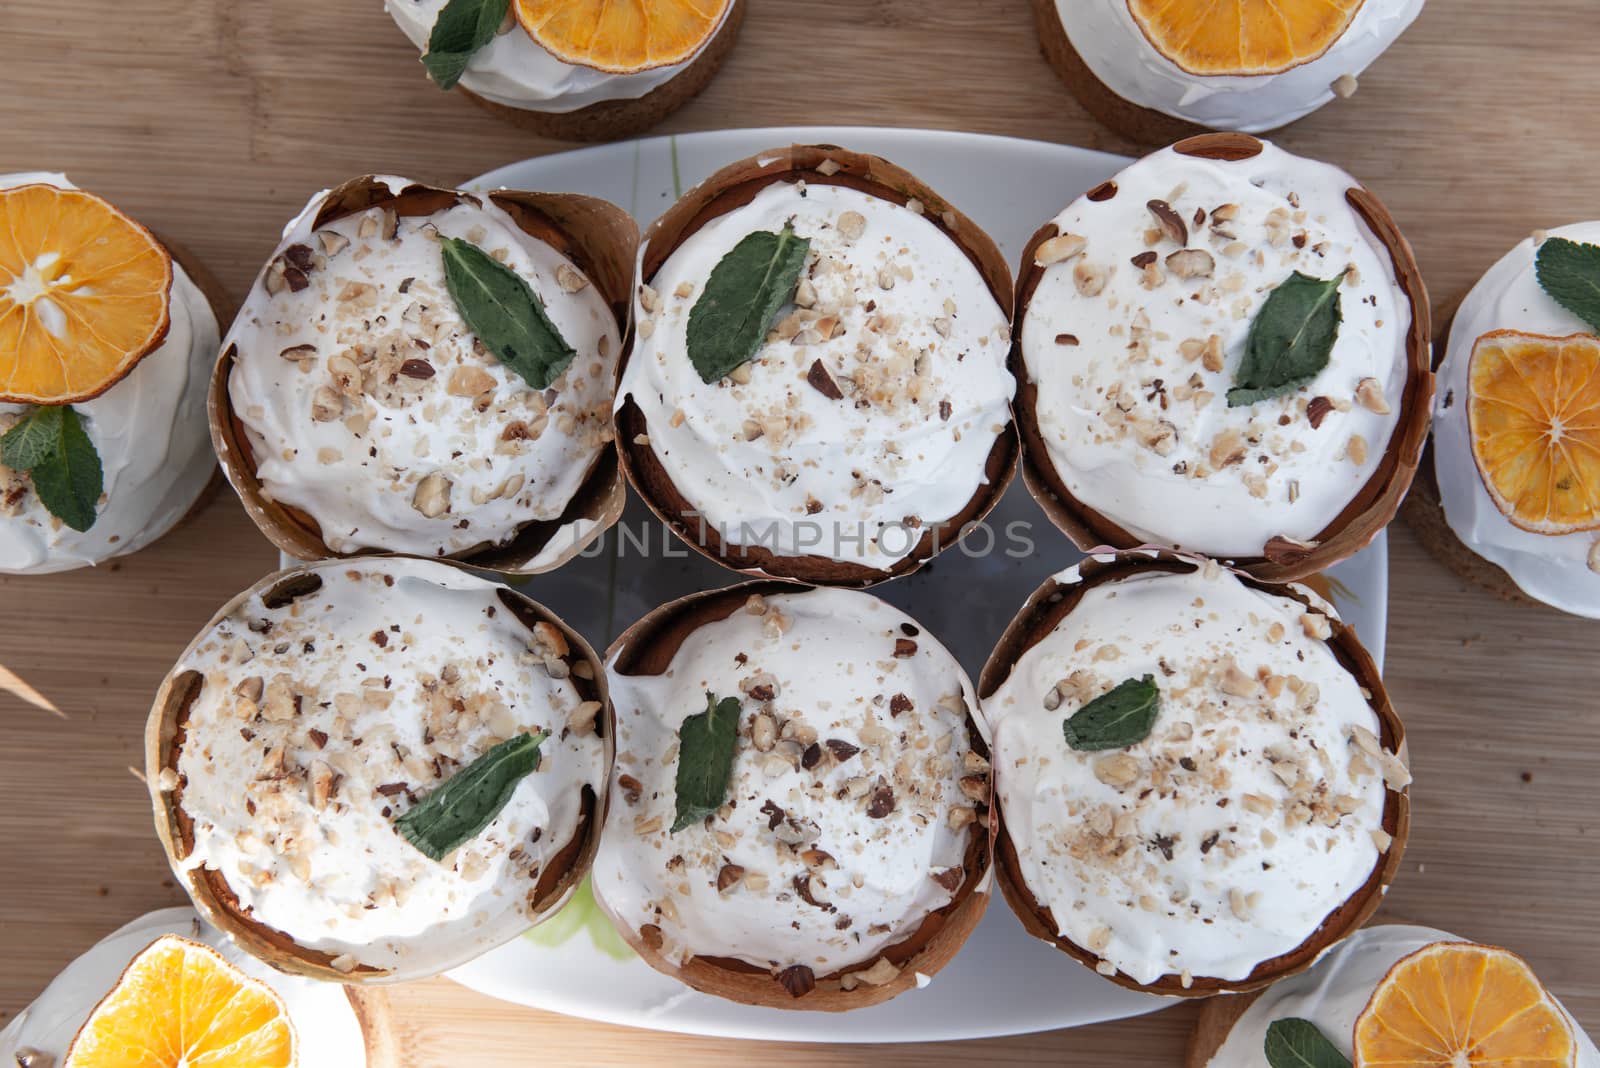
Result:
[1, 0, 1598, 1063]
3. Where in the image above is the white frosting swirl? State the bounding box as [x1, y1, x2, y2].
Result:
[1019, 142, 1411, 558]
[0, 172, 220, 575]
[170, 558, 606, 973]
[981, 562, 1399, 986]
[0, 909, 367, 1068]
[1055, 0, 1426, 133]
[383, 0, 732, 113]
[224, 177, 619, 557]
[595, 587, 985, 976]
[620, 180, 1015, 570]
[1206, 924, 1600, 1066]
[1432, 222, 1600, 618]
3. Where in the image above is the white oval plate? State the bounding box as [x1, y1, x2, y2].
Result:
[446, 126, 1390, 1043]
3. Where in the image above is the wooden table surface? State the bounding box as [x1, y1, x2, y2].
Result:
[3, 0, 1598, 1063]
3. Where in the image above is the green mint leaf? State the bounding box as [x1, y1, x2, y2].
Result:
[0, 405, 103, 532]
[1063, 675, 1160, 751]
[1264, 1018, 1352, 1068]
[395, 730, 547, 862]
[1535, 236, 1600, 333]
[686, 223, 811, 384]
[1228, 271, 1345, 407]
[422, 0, 509, 90]
[1, 405, 64, 470]
[440, 236, 577, 390]
[672, 692, 742, 832]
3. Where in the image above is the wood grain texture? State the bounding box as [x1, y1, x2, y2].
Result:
[1, 0, 1597, 1063]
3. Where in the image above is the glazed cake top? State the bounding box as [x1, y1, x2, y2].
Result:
[1020, 141, 1411, 559]
[981, 560, 1405, 986]
[167, 558, 605, 973]
[619, 179, 1014, 570]
[595, 587, 987, 981]
[225, 176, 619, 558]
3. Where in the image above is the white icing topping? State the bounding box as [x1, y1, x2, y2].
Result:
[619, 181, 1014, 569]
[981, 564, 1397, 985]
[1206, 924, 1600, 1066]
[594, 587, 985, 975]
[0, 172, 220, 575]
[1019, 142, 1410, 558]
[1433, 222, 1600, 618]
[0, 909, 367, 1068]
[224, 177, 619, 557]
[171, 558, 605, 973]
[383, 0, 732, 113]
[1055, 0, 1426, 133]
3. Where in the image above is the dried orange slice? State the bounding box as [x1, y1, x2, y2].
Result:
[0, 184, 172, 405]
[64, 934, 296, 1068]
[1127, 0, 1367, 76]
[514, 0, 730, 74]
[1353, 942, 1576, 1067]
[1467, 330, 1600, 535]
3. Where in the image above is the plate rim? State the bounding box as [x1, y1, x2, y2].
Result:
[450, 124, 1391, 1044]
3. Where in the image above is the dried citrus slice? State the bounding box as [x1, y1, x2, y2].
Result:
[1467, 330, 1600, 535]
[1127, 0, 1367, 76]
[0, 184, 172, 405]
[64, 934, 296, 1068]
[1353, 941, 1576, 1067]
[514, 0, 730, 74]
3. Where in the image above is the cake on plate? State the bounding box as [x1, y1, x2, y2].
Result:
[147, 557, 612, 982]
[1033, 0, 1426, 143]
[0, 173, 222, 575]
[386, 0, 745, 140]
[1014, 133, 1431, 581]
[1189, 924, 1596, 1066]
[214, 174, 634, 574]
[594, 583, 993, 1009]
[616, 144, 1018, 586]
[979, 552, 1409, 996]
[1408, 224, 1600, 618]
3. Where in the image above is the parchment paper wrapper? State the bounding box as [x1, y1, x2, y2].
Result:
[209, 175, 636, 577]
[976, 549, 1411, 998]
[145, 558, 615, 984]
[1012, 133, 1433, 583]
[593, 580, 997, 1010]
[614, 143, 1020, 589]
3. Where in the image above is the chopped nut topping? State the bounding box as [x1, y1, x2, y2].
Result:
[1307, 396, 1334, 429]
[1146, 200, 1188, 245]
[851, 957, 900, 987]
[1165, 248, 1214, 279]
[1073, 261, 1107, 297]
[555, 263, 588, 293]
[717, 863, 745, 893]
[806, 359, 844, 400]
[777, 964, 815, 998]
[1093, 753, 1140, 788]
[1355, 376, 1391, 414]
[1035, 232, 1087, 266]
[411, 473, 452, 519]
[1300, 612, 1332, 640]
